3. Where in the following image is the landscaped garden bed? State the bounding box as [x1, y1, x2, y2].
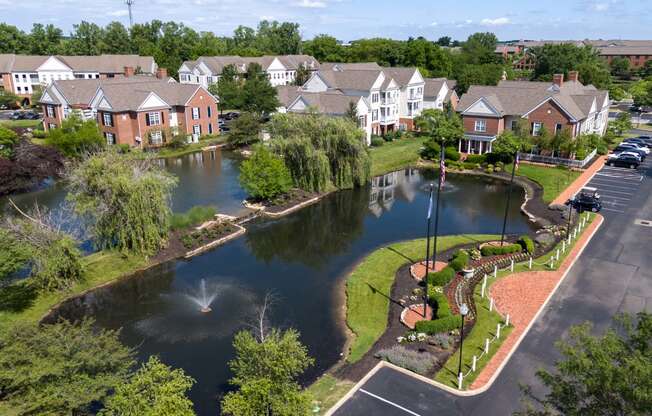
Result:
[259, 188, 322, 215]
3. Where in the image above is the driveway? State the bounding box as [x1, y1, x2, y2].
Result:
[333, 155, 652, 415]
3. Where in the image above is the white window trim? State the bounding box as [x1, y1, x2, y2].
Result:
[532, 122, 543, 136]
[150, 130, 163, 145]
[103, 113, 113, 127]
[474, 120, 487, 133]
[148, 112, 161, 126]
[192, 107, 200, 120]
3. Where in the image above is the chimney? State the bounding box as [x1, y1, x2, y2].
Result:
[567, 70, 579, 82]
[156, 67, 168, 79]
[552, 73, 564, 87]
[124, 66, 135, 77]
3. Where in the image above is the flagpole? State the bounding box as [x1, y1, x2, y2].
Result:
[430, 145, 445, 311]
[423, 183, 434, 317]
[500, 150, 519, 246]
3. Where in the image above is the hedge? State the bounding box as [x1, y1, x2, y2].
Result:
[465, 154, 486, 164]
[448, 250, 469, 272]
[427, 266, 456, 286]
[480, 243, 522, 256]
[518, 235, 535, 254]
[428, 291, 452, 318]
[370, 136, 384, 147]
[415, 315, 462, 335]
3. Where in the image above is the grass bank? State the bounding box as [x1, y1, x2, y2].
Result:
[0, 251, 147, 331]
[0, 119, 43, 129]
[435, 213, 595, 388]
[369, 136, 426, 177]
[514, 163, 581, 203]
[345, 234, 499, 363]
[307, 375, 355, 416]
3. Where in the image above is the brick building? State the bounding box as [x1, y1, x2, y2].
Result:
[40, 70, 219, 148]
[456, 71, 610, 154]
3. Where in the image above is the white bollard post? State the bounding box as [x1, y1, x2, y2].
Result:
[505, 313, 510, 326]
[567, 235, 571, 245]
[549, 257, 554, 269]
[496, 323, 501, 339]
[556, 248, 560, 261]
[485, 338, 490, 353]
[489, 297, 494, 312]
[528, 257, 533, 269]
[481, 275, 487, 298]
[458, 372, 463, 390]
[510, 259, 514, 272]
[493, 264, 498, 278]
[573, 228, 578, 239]
[472, 355, 477, 372]
[562, 240, 566, 253]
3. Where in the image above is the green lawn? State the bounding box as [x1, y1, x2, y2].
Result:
[369, 136, 426, 177]
[345, 234, 499, 363]
[513, 163, 581, 203]
[0, 250, 147, 331]
[0, 119, 43, 129]
[307, 374, 355, 415]
[435, 213, 595, 388]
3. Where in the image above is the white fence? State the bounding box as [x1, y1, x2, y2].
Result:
[519, 148, 597, 169]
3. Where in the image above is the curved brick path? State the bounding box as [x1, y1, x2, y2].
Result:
[410, 261, 448, 281]
[550, 156, 605, 206]
[470, 215, 603, 389]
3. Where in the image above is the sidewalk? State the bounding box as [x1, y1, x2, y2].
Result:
[550, 156, 605, 206]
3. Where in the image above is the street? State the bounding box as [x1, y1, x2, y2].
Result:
[333, 156, 652, 415]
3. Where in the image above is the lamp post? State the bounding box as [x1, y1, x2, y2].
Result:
[499, 151, 519, 246]
[457, 303, 469, 380]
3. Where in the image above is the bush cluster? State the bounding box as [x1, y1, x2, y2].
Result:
[465, 154, 487, 164]
[448, 249, 470, 272]
[370, 136, 384, 147]
[480, 243, 522, 256]
[428, 291, 452, 318]
[415, 315, 462, 335]
[374, 345, 436, 375]
[518, 235, 535, 254]
[427, 266, 455, 286]
[180, 222, 237, 249]
[170, 206, 217, 231]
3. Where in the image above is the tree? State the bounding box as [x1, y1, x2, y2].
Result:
[221, 308, 314, 416]
[0, 228, 30, 280]
[0, 126, 19, 158]
[610, 56, 632, 79]
[294, 64, 311, 86]
[0, 89, 19, 109]
[211, 64, 242, 112]
[67, 151, 177, 254]
[453, 62, 505, 93]
[228, 112, 261, 146]
[493, 130, 527, 158]
[529, 43, 611, 88]
[241, 63, 280, 115]
[576, 60, 612, 90]
[26, 23, 63, 55]
[239, 145, 292, 200]
[45, 113, 105, 157]
[256, 20, 301, 55]
[345, 101, 358, 123]
[0, 319, 135, 415]
[611, 111, 633, 135]
[630, 79, 652, 107]
[302, 34, 346, 62]
[461, 32, 498, 65]
[100, 356, 195, 416]
[609, 85, 626, 102]
[0, 23, 28, 54]
[414, 109, 464, 146]
[66, 21, 105, 55]
[101, 21, 131, 54]
[436, 36, 451, 47]
[515, 312, 652, 416]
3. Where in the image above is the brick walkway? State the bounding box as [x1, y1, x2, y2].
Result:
[401, 304, 434, 329]
[550, 156, 605, 206]
[410, 261, 448, 281]
[469, 215, 603, 389]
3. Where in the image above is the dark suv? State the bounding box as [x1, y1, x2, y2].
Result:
[607, 153, 641, 169]
[567, 188, 602, 213]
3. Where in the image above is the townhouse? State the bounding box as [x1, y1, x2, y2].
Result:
[178, 55, 320, 88]
[0, 54, 157, 105]
[423, 78, 459, 111]
[456, 71, 609, 155]
[40, 72, 218, 148]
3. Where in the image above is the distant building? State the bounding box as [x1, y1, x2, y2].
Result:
[40, 71, 218, 148]
[0, 54, 157, 105]
[178, 55, 320, 88]
[423, 78, 458, 111]
[456, 71, 609, 154]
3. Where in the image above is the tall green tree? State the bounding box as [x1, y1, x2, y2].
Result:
[100, 356, 195, 416]
[45, 113, 105, 157]
[294, 64, 311, 86]
[0, 319, 135, 415]
[241, 63, 279, 115]
[529, 43, 611, 88]
[239, 145, 292, 200]
[67, 21, 105, 55]
[256, 20, 301, 55]
[0, 23, 28, 53]
[211, 64, 242, 111]
[515, 312, 652, 416]
[228, 112, 261, 146]
[461, 32, 499, 65]
[0, 125, 20, 158]
[66, 151, 177, 254]
[609, 56, 632, 79]
[414, 109, 463, 146]
[102, 21, 131, 54]
[26, 23, 63, 55]
[630, 79, 652, 107]
[302, 34, 346, 62]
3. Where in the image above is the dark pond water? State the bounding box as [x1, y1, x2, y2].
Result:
[48, 164, 534, 416]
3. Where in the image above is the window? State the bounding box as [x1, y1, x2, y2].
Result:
[14, 74, 19, 80]
[22, 74, 26, 80]
[193, 124, 201, 135]
[532, 122, 543, 136]
[511, 120, 518, 130]
[104, 132, 115, 145]
[48, 123, 57, 130]
[46, 106, 55, 118]
[147, 112, 161, 126]
[16, 86, 21, 93]
[207, 106, 212, 118]
[372, 110, 378, 122]
[149, 130, 163, 145]
[555, 123, 563, 134]
[103, 112, 113, 127]
[192, 107, 200, 120]
[474, 120, 487, 132]
[208, 123, 213, 134]
[372, 93, 379, 103]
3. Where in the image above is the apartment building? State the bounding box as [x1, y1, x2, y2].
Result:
[178, 55, 320, 88]
[423, 78, 459, 111]
[0, 54, 157, 105]
[40, 71, 218, 148]
[299, 64, 426, 134]
[456, 71, 609, 154]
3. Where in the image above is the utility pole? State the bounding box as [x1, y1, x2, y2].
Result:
[125, 0, 135, 27]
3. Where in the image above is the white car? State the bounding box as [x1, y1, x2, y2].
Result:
[620, 142, 650, 154]
[610, 150, 642, 161]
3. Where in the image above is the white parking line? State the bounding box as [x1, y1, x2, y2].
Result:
[591, 179, 641, 187]
[594, 173, 642, 180]
[590, 188, 636, 196]
[588, 181, 639, 190]
[601, 207, 626, 213]
[359, 389, 422, 416]
[598, 194, 631, 201]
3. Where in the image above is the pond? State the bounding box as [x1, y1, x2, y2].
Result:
[46, 154, 535, 416]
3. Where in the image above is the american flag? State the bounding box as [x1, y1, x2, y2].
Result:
[514, 152, 520, 171]
[439, 150, 446, 187]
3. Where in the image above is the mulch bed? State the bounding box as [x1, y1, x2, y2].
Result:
[255, 189, 321, 214]
[151, 222, 239, 264]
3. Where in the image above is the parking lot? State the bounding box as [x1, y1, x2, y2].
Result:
[584, 159, 650, 214]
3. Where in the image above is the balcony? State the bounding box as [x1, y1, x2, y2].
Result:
[407, 93, 422, 101]
[381, 97, 396, 105]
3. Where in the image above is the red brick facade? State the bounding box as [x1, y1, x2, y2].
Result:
[463, 116, 504, 136]
[525, 100, 575, 137]
[604, 54, 652, 69]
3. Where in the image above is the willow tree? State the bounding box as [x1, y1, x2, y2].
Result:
[268, 113, 371, 193]
[67, 151, 177, 255]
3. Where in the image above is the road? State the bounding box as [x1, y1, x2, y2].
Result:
[334, 156, 652, 415]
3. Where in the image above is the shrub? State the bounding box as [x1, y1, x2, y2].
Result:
[32, 129, 47, 139]
[428, 333, 451, 349]
[370, 136, 384, 147]
[170, 205, 217, 231]
[481, 243, 522, 256]
[485, 152, 513, 165]
[420, 140, 441, 159]
[427, 266, 456, 286]
[448, 250, 469, 272]
[444, 146, 460, 161]
[462, 161, 477, 170]
[239, 145, 292, 200]
[115, 143, 131, 154]
[428, 291, 452, 318]
[374, 346, 436, 375]
[465, 154, 486, 164]
[45, 114, 105, 157]
[415, 315, 462, 335]
[518, 235, 535, 254]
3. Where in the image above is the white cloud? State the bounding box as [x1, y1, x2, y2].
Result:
[108, 9, 129, 17]
[593, 2, 609, 10]
[296, 0, 326, 8]
[480, 17, 510, 26]
[430, 21, 438, 26]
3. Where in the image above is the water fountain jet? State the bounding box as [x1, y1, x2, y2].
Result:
[186, 278, 217, 314]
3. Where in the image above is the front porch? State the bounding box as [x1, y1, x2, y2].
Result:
[458, 134, 496, 155]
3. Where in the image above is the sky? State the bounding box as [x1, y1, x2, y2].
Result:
[1, 0, 651, 41]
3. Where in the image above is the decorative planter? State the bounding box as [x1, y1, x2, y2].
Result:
[462, 268, 475, 280]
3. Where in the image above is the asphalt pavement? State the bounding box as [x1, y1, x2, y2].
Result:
[334, 153, 652, 415]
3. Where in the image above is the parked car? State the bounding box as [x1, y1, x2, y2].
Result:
[223, 112, 239, 120]
[567, 187, 602, 213]
[606, 153, 641, 169]
[613, 144, 646, 159]
[23, 112, 41, 120]
[9, 111, 25, 120]
[610, 151, 641, 161]
[620, 142, 649, 154]
[220, 125, 230, 132]
[624, 137, 652, 147]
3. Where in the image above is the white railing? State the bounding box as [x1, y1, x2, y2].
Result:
[519, 148, 597, 169]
